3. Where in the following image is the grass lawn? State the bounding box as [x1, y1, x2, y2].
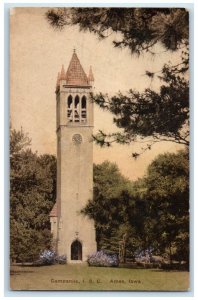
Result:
[10, 264, 189, 291]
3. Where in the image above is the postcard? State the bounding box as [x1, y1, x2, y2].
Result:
[10, 7, 190, 291]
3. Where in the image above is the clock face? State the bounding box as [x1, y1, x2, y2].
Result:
[72, 134, 82, 145]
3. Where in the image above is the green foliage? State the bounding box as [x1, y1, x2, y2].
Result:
[144, 150, 189, 264]
[46, 8, 188, 53]
[82, 161, 130, 221]
[81, 161, 132, 251]
[10, 127, 56, 262]
[82, 152, 189, 265]
[91, 51, 189, 156]
[81, 161, 146, 259]
[92, 69, 189, 144]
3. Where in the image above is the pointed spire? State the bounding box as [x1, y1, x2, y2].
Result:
[88, 66, 94, 84]
[59, 64, 66, 80]
[65, 51, 90, 87]
[56, 72, 60, 89]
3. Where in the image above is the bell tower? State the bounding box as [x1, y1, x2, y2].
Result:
[50, 50, 97, 262]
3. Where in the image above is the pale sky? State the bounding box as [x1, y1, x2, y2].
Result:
[10, 7, 184, 181]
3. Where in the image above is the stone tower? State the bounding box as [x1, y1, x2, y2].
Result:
[50, 50, 97, 262]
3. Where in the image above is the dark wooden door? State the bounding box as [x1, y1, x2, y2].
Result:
[71, 240, 82, 260]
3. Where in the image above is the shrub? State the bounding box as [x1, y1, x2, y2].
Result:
[133, 248, 165, 268]
[55, 254, 67, 264]
[34, 250, 66, 266]
[39, 250, 56, 265]
[87, 250, 119, 267]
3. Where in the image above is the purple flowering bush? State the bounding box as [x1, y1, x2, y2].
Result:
[55, 254, 67, 264]
[34, 250, 67, 266]
[87, 250, 119, 267]
[133, 248, 164, 268]
[134, 248, 153, 263]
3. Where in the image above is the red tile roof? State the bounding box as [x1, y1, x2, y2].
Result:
[56, 51, 94, 90]
[49, 202, 57, 217]
[65, 51, 90, 87]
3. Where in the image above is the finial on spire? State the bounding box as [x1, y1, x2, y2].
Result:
[73, 47, 76, 53]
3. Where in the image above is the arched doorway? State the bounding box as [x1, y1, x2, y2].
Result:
[71, 240, 82, 260]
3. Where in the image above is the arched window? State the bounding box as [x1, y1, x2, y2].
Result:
[67, 95, 73, 122]
[71, 240, 82, 260]
[74, 95, 80, 122]
[81, 96, 87, 122]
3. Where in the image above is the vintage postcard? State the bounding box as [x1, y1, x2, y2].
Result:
[10, 7, 190, 291]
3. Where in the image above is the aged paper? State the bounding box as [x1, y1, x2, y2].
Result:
[10, 7, 190, 291]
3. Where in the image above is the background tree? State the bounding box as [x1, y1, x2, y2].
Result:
[81, 161, 147, 261]
[46, 8, 188, 53]
[46, 8, 189, 157]
[143, 150, 189, 265]
[10, 127, 56, 262]
[82, 162, 130, 253]
[82, 153, 189, 266]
